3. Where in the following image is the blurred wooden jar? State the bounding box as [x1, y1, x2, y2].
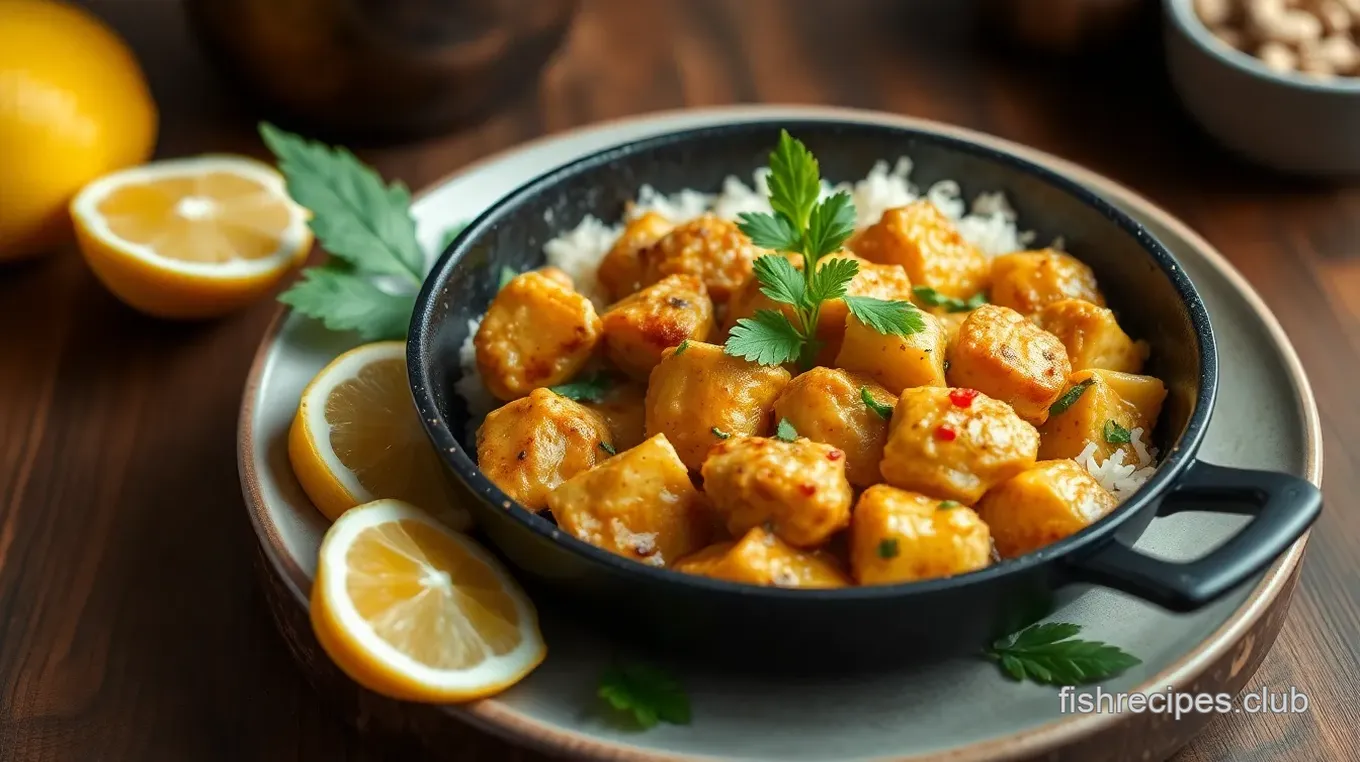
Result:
[185, 0, 579, 141]
[982, 0, 1151, 53]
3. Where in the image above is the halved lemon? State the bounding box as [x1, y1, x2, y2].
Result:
[70, 155, 311, 318]
[289, 341, 472, 530]
[311, 499, 545, 702]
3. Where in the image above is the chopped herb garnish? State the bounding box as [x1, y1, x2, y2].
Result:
[497, 266, 518, 291]
[1103, 420, 1131, 444]
[877, 538, 900, 559]
[1049, 379, 1095, 416]
[548, 372, 612, 403]
[984, 622, 1141, 686]
[774, 418, 798, 442]
[599, 441, 617, 456]
[674, 339, 690, 355]
[861, 386, 894, 420]
[938, 500, 962, 510]
[598, 663, 691, 729]
[711, 427, 731, 440]
[913, 286, 987, 313]
[725, 131, 923, 368]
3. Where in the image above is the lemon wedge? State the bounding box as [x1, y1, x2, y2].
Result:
[70, 155, 311, 318]
[311, 499, 545, 702]
[289, 341, 472, 530]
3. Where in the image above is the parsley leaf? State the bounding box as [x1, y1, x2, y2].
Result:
[774, 418, 798, 442]
[498, 266, 518, 291]
[805, 191, 856, 260]
[913, 286, 987, 313]
[260, 122, 423, 283]
[861, 386, 894, 420]
[751, 254, 804, 306]
[598, 663, 691, 729]
[844, 296, 926, 337]
[807, 256, 860, 305]
[877, 538, 899, 559]
[767, 129, 821, 229]
[277, 265, 415, 341]
[711, 427, 731, 439]
[1050, 379, 1096, 416]
[938, 500, 962, 510]
[737, 211, 801, 252]
[674, 339, 690, 356]
[1103, 420, 1132, 444]
[548, 372, 612, 403]
[726, 309, 804, 366]
[599, 441, 617, 456]
[984, 622, 1141, 686]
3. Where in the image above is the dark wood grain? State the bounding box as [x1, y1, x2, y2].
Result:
[0, 1, 1354, 760]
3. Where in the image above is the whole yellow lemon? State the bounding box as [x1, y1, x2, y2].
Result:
[0, 0, 157, 261]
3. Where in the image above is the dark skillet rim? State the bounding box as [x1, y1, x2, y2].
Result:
[408, 118, 1218, 602]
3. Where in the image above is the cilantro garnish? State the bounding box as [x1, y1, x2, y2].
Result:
[877, 538, 900, 559]
[674, 339, 690, 355]
[861, 386, 894, 420]
[774, 418, 798, 442]
[725, 131, 923, 368]
[938, 500, 961, 510]
[599, 441, 617, 456]
[548, 372, 612, 403]
[711, 427, 731, 440]
[984, 622, 1141, 686]
[598, 663, 691, 729]
[913, 286, 987, 313]
[1103, 420, 1132, 444]
[1049, 379, 1096, 416]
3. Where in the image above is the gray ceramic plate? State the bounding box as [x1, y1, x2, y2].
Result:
[239, 106, 1321, 762]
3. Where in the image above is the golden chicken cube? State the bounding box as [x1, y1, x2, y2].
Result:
[597, 211, 673, 302]
[674, 526, 850, 588]
[975, 459, 1117, 558]
[700, 436, 854, 548]
[850, 485, 993, 585]
[583, 381, 648, 452]
[536, 266, 575, 290]
[546, 434, 712, 567]
[849, 201, 990, 298]
[835, 309, 948, 393]
[639, 214, 764, 303]
[1038, 369, 1167, 463]
[989, 249, 1104, 316]
[939, 310, 971, 347]
[1035, 299, 1148, 374]
[476, 388, 613, 511]
[772, 368, 897, 487]
[474, 270, 603, 401]
[644, 341, 791, 470]
[600, 274, 714, 380]
[947, 304, 1071, 425]
[879, 386, 1039, 504]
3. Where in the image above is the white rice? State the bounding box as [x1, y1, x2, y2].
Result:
[1075, 428, 1159, 500]
[456, 157, 1151, 497]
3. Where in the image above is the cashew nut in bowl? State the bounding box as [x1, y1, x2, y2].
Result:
[1194, 0, 1360, 78]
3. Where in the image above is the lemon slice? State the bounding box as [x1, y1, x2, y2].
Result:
[70, 155, 311, 318]
[311, 499, 545, 702]
[289, 341, 472, 530]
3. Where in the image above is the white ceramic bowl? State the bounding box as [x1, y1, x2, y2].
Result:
[1164, 0, 1360, 176]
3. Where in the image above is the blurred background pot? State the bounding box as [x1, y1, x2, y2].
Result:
[184, 0, 579, 142]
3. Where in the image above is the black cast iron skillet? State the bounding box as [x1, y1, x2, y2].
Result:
[408, 120, 1322, 669]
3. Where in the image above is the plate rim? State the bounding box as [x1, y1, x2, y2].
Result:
[236, 104, 1322, 762]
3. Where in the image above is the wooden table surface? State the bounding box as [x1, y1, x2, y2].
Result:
[2, 1, 1357, 760]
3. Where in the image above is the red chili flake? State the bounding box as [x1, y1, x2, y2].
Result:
[826, 450, 844, 461]
[797, 483, 817, 496]
[949, 388, 979, 408]
[935, 425, 957, 441]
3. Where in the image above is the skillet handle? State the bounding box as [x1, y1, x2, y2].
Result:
[1063, 460, 1321, 611]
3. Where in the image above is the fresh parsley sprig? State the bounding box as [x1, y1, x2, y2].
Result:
[598, 663, 691, 729]
[725, 131, 923, 368]
[548, 371, 613, 403]
[985, 622, 1140, 686]
[262, 123, 468, 341]
[913, 286, 986, 313]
